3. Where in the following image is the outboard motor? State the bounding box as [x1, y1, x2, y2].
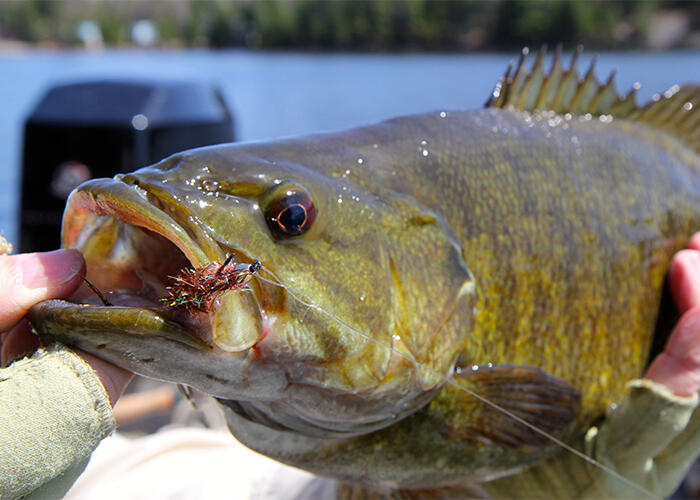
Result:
[20, 79, 234, 252]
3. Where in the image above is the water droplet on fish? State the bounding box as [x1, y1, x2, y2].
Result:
[684, 102, 693, 111]
[439, 111, 447, 118]
[202, 165, 211, 173]
[570, 136, 579, 145]
[372, 143, 378, 149]
[490, 126, 498, 133]
[198, 199, 210, 209]
[633, 81, 641, 90]
[420, 140, 427, 146]
[471, 365, 479, 371]
[357, 157, 364, 164]
[201, 180, 218, 192]
[342, 186, 348, 191]
[664, 85, 680, 98]
[252, 203, 259, 210]
[344, 169, 351, 176]
[337, 196, 343, 204]
[392, 334, 401, 341]
[359, 296, 365, 302]
[273, 179, 282, 185]
[421, 149, 429, 157]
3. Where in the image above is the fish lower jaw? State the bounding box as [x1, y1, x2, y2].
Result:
[60, 180, 277, 353]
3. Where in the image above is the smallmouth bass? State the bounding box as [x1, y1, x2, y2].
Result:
[29, 48, 700, 497]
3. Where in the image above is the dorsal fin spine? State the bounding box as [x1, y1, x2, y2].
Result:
[588, 73, 617, 114]
[571, 62, 599, 113]
[506, 48, 530, 108]
[678, 105, 699, 134]
[653, 88, 694, 127]
[516, 47, 545, 110]
[535, 46, 563, 110]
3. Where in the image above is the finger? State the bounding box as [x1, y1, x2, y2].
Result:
[668, 249, 700, 315]
[0, 249, 85, 331]
[645, 306, 700, 397]
[1, 320, 40, 367]
[75, 350, 134, 407]
[688, 232, 700, 252]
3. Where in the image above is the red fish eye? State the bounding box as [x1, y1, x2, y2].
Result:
[266, 191, 316, 237]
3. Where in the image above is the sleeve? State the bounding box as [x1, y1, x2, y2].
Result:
[481, 378, 699, 499]
[0, 345, 116, 499]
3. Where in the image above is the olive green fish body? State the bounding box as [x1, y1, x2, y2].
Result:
[211, 107, 700, 412]
[196, 108, 700, 487]
[28, 52, 700, 492]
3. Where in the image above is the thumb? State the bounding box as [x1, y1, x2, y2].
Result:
[0, 249, 85, 331]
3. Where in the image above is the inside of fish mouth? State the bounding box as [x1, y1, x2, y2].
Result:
[68, 219, 263, 339]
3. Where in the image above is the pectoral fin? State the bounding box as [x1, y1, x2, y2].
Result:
[441, 364, 581, 450]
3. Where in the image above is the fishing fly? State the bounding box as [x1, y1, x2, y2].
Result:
[162, 255, 261, 312]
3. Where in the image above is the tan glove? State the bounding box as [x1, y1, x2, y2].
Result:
[0, 346, 115, 499]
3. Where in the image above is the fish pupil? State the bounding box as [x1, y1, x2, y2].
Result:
[278, 204, 307, 233]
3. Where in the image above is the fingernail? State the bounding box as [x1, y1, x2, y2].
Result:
[19, 249, 84, 290]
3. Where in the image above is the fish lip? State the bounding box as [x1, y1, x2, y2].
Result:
[35, 176, 270, 350]
[29, 299, 212, 351]
[63, 176, 222, 267]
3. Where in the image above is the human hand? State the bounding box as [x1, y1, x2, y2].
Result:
[645, 233, 700, 397]
[0, 248, 132, 405]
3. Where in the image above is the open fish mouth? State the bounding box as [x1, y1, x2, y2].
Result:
[29, 174, 277, 360]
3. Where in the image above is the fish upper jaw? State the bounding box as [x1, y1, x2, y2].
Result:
[28, 175, 290, 399]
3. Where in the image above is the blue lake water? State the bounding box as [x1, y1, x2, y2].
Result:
[1, 48, 699, 245]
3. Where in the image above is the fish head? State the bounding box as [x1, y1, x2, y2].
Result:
[29, 141, 475, 436]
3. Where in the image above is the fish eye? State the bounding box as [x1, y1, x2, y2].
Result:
[264, 187, 316, 237]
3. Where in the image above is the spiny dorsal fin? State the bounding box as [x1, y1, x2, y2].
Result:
[486, 46, 700, 155]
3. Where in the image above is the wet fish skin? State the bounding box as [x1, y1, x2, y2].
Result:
[29, 101, 700, 489]
[195, 108, 700, 487]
